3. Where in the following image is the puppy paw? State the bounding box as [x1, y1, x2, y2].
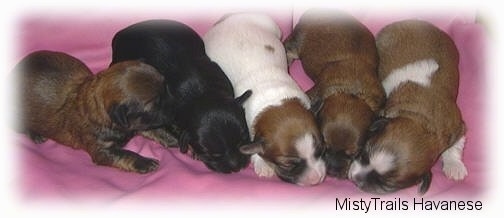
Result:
[251, 154, 275, 178]
[442, 160, 468, 180]
[93, 148, 160, 174]
[133, 157, 160, 174]
[29, 132, 47, 144]
[441, 136, 467, 180]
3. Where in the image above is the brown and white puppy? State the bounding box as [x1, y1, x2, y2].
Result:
[284, 9, 385, 179]
[204, 13, 326, 186]
[17, 50, 170, 173]
[348, 20, 468, 194]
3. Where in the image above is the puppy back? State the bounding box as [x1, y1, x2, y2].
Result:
[204, 13, 310, 135]
[17, 50, 91, 115]
[376, 20, 460, 99]
[111, 19, 206, 65]
[291, 9, 378, 80]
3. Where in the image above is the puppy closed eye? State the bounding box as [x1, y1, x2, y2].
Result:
[275, 156, 303, 171]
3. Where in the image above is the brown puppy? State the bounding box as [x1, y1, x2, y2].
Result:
[17, 50, 170, 173]
[348, 20, 467, 194]
[284, 9, 385, 178]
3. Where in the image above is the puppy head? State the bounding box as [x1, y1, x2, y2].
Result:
[241, 99, 326, 186]
[317, 94, 374, 179]
[104, 61, 173, 131]
[178, 91, 253, 173]
[348, 117, 439, 194]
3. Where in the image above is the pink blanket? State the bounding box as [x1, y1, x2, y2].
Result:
[15, 8, 486, 209]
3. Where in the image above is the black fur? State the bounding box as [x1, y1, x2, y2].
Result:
[111, 19, 252, 173]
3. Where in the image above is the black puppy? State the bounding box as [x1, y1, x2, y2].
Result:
[111, 19, 253, 173]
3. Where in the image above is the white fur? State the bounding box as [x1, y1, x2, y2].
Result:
[251, 154, 275, 177]
[441, 135, 468, 180]
[370, 150, 395, 174]
[348, 150, 395, 180]
[382, 59, 439, 97]
[203, 13, 310, 138]
[294, 133, 326, 185]
[348, 160, 369, 181]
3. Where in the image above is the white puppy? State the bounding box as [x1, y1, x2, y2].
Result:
[204, 13, 326, 186]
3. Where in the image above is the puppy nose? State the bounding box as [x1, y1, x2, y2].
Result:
[298, 168, 326, 186]
[229, 155, 249, 172]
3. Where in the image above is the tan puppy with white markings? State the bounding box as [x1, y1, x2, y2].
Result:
[204, 13, 326, 186]
[348, 20, 467, 194]
[284, 9, 385, 179]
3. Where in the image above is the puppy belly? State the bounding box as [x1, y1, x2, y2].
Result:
[441, 135, 468, 180]
[251, 154, 275, 178]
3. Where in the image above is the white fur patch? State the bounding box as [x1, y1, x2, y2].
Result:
[348, 150, 395, 180]
[441, 135, 468, 180]
[294, 134, 326, 185]
[348, 160, 368, 181]
[370, 150, 395, 174]
[382, 59, 439, 97]
[251, 154, 275, 178]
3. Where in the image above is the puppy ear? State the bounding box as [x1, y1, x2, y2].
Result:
[418, 171, 433, 195]
[108, 104, 130, 128]
[239, 138, 264, 155]
[235, 90, 252, 105]
[310, 98, 324, 115]
[306, 87, 323, 115]
[369, 117, 389, 133]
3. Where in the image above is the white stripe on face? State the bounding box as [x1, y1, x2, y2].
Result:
[295, 133, 326, 185]
[370, 150, 395, 174]
[348, 150, 395, 180]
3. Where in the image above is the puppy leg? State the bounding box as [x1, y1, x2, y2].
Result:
[251, 154, 275, 178]
[140, 128, 178, 148]
[441, 135, 468, 180]
[91, 147, 159, 174]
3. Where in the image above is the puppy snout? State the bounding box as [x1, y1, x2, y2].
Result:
[204, 153, 249, 173]
[324, 151, 351, 178]
[297, 166, 326, 186]
[228, 155, 250, 172]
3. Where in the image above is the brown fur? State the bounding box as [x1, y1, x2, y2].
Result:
[356, 20, 465, 194]
[253, 99, 322, 162]
[284, 9, 385, 178]
[18, 50, 169, 173]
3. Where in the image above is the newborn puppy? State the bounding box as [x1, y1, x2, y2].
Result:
[111, 19, 252, 173]
[348, 20, 468, 194]
[284, 9, 385, 178]
[204, 13, 326, 186]
[17, 50, 169, 173]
